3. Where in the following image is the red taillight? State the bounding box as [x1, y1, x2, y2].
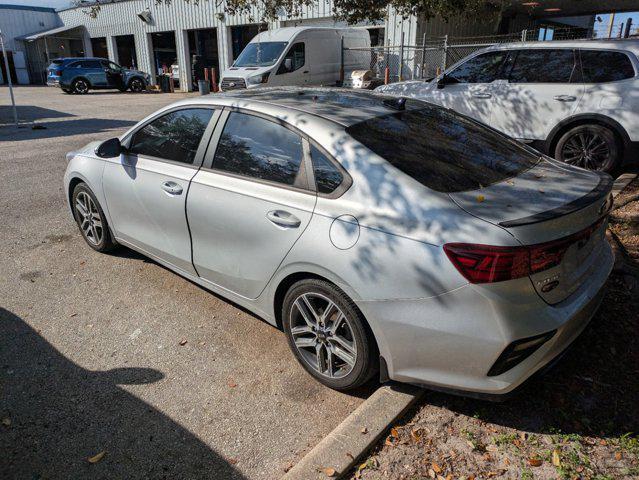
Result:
[444, 218, 606, 284]
[444, 244, 530, 283]
[54, 70, 62, 76]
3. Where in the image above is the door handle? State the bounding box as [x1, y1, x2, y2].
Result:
[302, 70, 310, 74]
[161, 181, 183, 195]
[471, 92, 492, 99]
[266, 210, 301, 228]
[553, 95, 576, 102]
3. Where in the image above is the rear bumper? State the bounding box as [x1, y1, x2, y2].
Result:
[357, 240, 613, 396]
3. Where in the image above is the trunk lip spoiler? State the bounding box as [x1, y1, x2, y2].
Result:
[498, 172, 614, 228]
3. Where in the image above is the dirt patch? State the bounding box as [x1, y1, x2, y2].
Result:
[349, 176, 639, 480]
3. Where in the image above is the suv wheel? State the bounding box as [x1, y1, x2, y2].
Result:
[71, 78, 90, 95]
[129, 78, 145, 93]
[282, 279, 377, 391]
[555, 124, 620, 172]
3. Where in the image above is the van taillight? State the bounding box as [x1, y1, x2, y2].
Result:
[444, 218, 605, 284]
[55, 70, 62, 76]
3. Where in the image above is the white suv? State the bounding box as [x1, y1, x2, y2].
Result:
[377, 39, 639, 172]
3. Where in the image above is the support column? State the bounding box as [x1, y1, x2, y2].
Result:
[106, 35, 118, 63]
[82, 30, 93, 57]
[135, 32, 155, 85]
[218, 25, 233, 72]
[175, 29, 192, 92]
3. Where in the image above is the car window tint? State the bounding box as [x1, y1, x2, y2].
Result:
[311, 144, 343, 194]
[213, 113, 304, 186]
[346, 103, 539, 193]
[580, 50, 635, 82]
[507, 49, 576, 83]
[83, 60, 102, 69]
[129, 109, 213, 164]
[447, 51, 508, 83]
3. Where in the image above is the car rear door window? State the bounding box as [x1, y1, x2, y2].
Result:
[506, 49, 577, 83]
[310, 144, 343, 194]
[447, 51, 508, 83]
[213, 112, 305, 187]
[129, 108, 214, 164]
[580, 50, 635, 82]
[346, 102, 539, 193]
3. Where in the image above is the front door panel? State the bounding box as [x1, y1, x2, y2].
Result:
[103, 156, 198, 274]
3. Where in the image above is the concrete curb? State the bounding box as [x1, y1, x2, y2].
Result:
[612, 172, 637, 198]
[282, 384, 425, 480]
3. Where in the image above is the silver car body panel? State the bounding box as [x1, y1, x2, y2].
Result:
[64, 87, 613, 395]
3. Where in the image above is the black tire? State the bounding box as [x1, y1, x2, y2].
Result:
[71, 183, 117, 252]
[129, 78, 145, 93]
[282, 279, 377, 391]
[554, 124, 620, 172]
[71, 78, 90, 95]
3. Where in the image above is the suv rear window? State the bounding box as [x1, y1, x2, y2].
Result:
[346, 103, 540, 193]
[580, 50, 635, 82]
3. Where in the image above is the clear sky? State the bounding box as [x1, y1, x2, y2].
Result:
[593, 12, 639, 37]
[1, 0, 72, 8]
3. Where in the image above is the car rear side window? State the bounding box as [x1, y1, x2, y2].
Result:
[213, 112, 305, 187]
[129, 108, 214, 164]
[346, 104, 539, 193]
[580, 50, 635, 82]
[447, 51, 508, 83]
[507, 49, 577, 83]
[310, 144, 343, 194]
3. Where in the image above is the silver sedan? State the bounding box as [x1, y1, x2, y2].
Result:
[64, 88, 613, 395]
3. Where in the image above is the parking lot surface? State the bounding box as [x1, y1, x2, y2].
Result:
[0, 87, 369, 479]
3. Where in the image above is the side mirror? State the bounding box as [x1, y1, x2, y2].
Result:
[96, 137, 123, 158]
[283, 58, 293, 72]
[436, 75, 446, 89]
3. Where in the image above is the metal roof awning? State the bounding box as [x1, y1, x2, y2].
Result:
[18, 25, 85, 42]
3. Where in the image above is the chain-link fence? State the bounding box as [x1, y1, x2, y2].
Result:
[343, 25, 628, 85]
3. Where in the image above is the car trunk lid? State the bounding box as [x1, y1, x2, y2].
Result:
[449, 159, 613, 304]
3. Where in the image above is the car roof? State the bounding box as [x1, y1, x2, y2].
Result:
[54, 57, 108, 62]
[486, 38, 639, 55]
[213, 87, 411, 126]
[252, 26, 360, 43]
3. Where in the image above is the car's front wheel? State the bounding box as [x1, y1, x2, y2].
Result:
[282, 279, 377, 391]
[555, 124, 620, 172]
[71, 78, 90, 95]
[72, 183, 117, 252]
[129, 78, 145, 93]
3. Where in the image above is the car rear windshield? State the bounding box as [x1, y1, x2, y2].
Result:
[346, 104, 540, 193]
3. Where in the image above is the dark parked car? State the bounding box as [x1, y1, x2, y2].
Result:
[47, 57, 151, 94]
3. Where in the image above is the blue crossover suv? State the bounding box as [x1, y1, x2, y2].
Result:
[47, 57, 151, 94]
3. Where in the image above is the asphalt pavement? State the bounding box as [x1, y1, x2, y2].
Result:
[0, 86, 370, 479]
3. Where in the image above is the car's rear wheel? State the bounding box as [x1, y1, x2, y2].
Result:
[72, 183, 117, 252]
[282, 279, 377, 391]
[71, 78, 89, 95]
[129, 78, 145, 93]
[555, 124, 620, 172]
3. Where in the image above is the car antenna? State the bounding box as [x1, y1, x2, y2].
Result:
[383, 97, 406, 111]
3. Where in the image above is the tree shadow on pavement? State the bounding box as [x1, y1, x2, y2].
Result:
[0, 105, 74, 124]
[0, 307, 248, 480]
[0, 119, 137, 141]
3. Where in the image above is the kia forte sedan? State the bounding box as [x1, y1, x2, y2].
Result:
[64, 88, 613, 395]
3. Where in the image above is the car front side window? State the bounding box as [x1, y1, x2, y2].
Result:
[277, 43, 305, 75]
[447, 51, 508, 83]
[212, 112, 306, 187]
[128, 108, 214, 165]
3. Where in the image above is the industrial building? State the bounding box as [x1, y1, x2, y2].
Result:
[0, 0, 637, 90]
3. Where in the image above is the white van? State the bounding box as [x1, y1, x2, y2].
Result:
[220, 27, 370, 91]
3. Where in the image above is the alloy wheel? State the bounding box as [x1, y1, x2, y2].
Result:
[130, 79, 143, 92]
[75, 191, 103, 246]
[289, 292, 357, 379]
[561, 131, 611, 170]
[74, 80, 89, 94]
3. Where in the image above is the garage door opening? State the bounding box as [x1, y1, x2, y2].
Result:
[116, 35, 137, 69]
[91, 37, 108, 59]
[150, 31, 177, 76]
[188, 28, 220, 89]
[231, 23, 267, 60]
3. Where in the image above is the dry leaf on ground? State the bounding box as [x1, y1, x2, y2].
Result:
[88, 451, 106, 464]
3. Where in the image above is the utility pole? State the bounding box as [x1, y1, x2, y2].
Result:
[607, 13, 616, 38]
[0, 29, 19, 128]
